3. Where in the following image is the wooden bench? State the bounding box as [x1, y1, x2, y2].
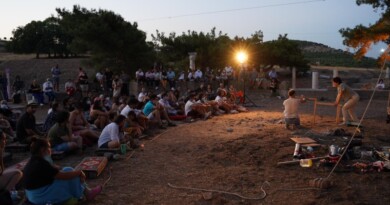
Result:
[75, 157, 108, 179]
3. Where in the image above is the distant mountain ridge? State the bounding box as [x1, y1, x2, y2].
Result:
[293, 40, 377, 68]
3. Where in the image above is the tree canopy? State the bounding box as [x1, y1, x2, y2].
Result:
[340, 0, 390, 63]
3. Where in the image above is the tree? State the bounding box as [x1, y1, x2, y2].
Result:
[257, 34, 309, 71]
[340, 0, 390, 62]
[56, 5, 155, 72]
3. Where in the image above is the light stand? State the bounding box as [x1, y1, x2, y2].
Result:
[241, 64, 258, 107]
[236, 51, 258, 107]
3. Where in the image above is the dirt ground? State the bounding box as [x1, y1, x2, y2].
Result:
[74, 95, 389, 205]
[2, 56, 389, 204]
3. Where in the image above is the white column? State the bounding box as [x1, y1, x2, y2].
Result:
[312, 71, 319, 89]
[292, 67, 296, 89]
[188, 52, 197, 71]
[333, 68, 339, 78]
[386, 67, 390, 79]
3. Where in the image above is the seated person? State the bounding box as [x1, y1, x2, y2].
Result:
[23, 137, 102, 204]
[64, 79, 76, 96]
[98, 115, 126, 149]
[283, 89, 306, 130]
[48, 111, 82, 153]
[43, 78, 56, 103]
[90, 101, 109, 130]
[215, 89, 235, 113]
[16, 103, 44, 144]
[0, 130, 23, 192]
[159, 92, 178, 116]
[42, 102, 59, 132]
[0, 113, 15, 142]
[143, 95, 176, 128]
[185, 93, 211, 120]
[29, 79, 45, 105]
[69, 103, 99, 147]
[121, 98, 148, 130]
[376, 79, 385, 90]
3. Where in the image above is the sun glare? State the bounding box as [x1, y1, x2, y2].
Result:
[236, 51, 248, 64]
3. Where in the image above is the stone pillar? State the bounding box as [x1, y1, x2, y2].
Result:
[5, 68, 10, 100]
[292, 67, 296, 89]
[312, 71, 319, 89]
[188, 52, 197, 71]
[386, 67, 390, 79]
[333, 68, 339, 78]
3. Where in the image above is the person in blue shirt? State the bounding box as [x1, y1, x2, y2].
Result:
[143, 94, 176, 129]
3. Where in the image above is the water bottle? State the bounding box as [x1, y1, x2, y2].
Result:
[300, 159, 313, 167]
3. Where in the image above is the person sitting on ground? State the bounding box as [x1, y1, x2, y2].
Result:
[283, 89, 306, 130]
[255, 68, 267, 89]
[185, 93, 211, 120]
[145, 94, 176, 127]
[43, 78, 56, 103]
[142, 94, 168, 129]
[90, 100, 109, 130]
[98, 115, 126, 149]
[48, 111, 82, 153]
[29, 79, 45, 106]
[332, 77, 360, 125]
[16, 102, 44, 144]
[376, 79, 385, 90]
[121, 98, 148, 131]
[0, 113, 15, 142]
[159, 92, 178, 116]
[42, 102, 59, 132]
[23, 137, 102, 204]
[64, 79, 76, 96]
[215, 89, 235, 114]
[69, 103, 99, 147]
[0, 130, 23, 192]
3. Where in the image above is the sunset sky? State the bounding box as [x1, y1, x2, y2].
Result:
[0, 0, 385, 57]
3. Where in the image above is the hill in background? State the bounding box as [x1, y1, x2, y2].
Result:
[293, 40, 377, 68]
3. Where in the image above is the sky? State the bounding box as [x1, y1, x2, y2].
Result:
[0, 0, 386, 58]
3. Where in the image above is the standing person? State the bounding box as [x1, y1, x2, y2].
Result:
[77, 67, 89, 97]
[51, 64, 61, 92]
[98, 115, 126, 149]
[268, 68, 278, 80]
[0, 130, 23, 192]
[120, 71, 130, 96]
[43, 78, 56, 103]
[95, 70, 105, 91]
[332, 77, 360, 125]
[16, 102, 44, 144]
[135, 68, 145, 85]
[283, 89, 306, 130]
[12, 75, 25, 104]
[0, 73, 8, 101]
[104, 68, 113, 92]
[112, 75, 122, 98]
[167, 68, 176, 89]
[23, 137, 102, 204]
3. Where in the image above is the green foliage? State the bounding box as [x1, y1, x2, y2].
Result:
[294, 40, 378, 68]
[56, 5, 155, 72]
[340, 0, 390, 62]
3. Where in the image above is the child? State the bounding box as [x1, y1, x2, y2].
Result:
[283, 89, 306, 130]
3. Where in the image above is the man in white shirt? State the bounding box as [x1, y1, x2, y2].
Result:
[283, 89, 306, 130]
[42, 78, 56, 103]
[98, 115, 126, 148]
[135, 68, 145, 84]
[194, 68, 203, 81]
[158, 92, 177, 115]
[185, 93, 210, 120]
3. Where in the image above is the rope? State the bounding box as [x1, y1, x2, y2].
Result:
[102, 166, 113, 187]
[326, 47, 389, 179]
[167, 181, 270, 200]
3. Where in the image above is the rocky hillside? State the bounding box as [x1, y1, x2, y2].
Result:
[293, 40, 377, 68]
